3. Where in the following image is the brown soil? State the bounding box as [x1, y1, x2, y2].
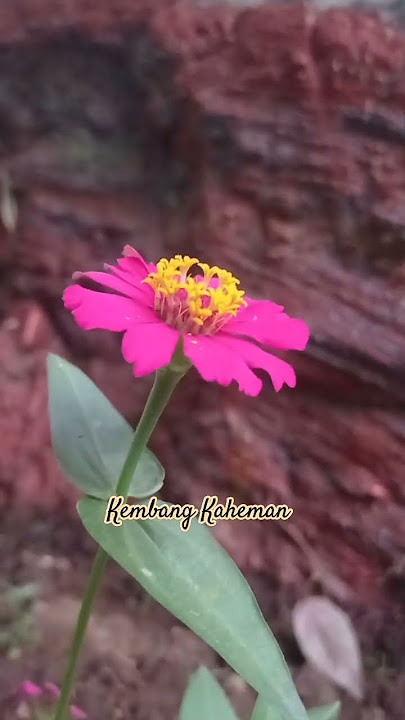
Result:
[0, 508, 404, 720]
[0, 510, 257, 720]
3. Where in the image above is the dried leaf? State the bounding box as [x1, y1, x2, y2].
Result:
[292, 596, 364, 700]
[0, 174, 18, 233]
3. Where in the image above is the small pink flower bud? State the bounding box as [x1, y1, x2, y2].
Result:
[70, 704, 87, 719]
[43, 681, 61, 698]
[22, 681, 42, 697]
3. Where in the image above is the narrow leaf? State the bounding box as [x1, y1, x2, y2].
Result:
[250, 694, 282, 720]
[307, 702, 341, 720]
[47, 354, 164, 499]
[78, 496, 307, 720]
[180, 667, 239, 720]
[250, 695, 341, 720]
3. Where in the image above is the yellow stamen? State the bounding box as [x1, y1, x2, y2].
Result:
[144, 255, 247, 333]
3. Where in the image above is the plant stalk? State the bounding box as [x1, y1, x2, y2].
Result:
[54, 365, 185, 720]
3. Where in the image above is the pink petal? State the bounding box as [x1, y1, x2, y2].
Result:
[183, 334, 262, 396]
[70, 244, 156, 303]
[106, 263, 155, 303]
[111, 246, 156, 287]
[231, 336, 296, 391]
[122, 322, 179, 376]
[43, 682, 60, 699]
[123, 244, 156, 273]
[113, 258, 149, 284]
[72, 270, 151, 303]
[70, 705, 87, 720]
[22, 681, 42, 698]
[184, 333, 296, 394]
[244, 297, 285, 314]
[225, 298, 309, 351]
[63, 286, 157, 331]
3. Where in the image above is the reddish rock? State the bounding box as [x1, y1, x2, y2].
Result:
[0, 0, 404, 664]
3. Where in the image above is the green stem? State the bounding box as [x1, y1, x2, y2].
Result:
[54, 365, 185, 720]
[52, 546, 107, 720]
[115, 366, 183, 497]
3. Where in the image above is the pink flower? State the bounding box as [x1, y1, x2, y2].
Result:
[70, 705, 88, 720]
[21, 681, 87, 719]
[43, 681, 61, 698]
[22, 680, 43, 697]
[64, 247, 309, 396]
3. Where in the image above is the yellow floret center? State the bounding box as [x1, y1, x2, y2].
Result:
[144, 255, 247, 334]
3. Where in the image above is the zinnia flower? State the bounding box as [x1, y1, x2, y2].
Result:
[64, 247, 309, 396]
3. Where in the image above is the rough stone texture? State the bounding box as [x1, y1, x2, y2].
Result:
[0, 0, 404, 667]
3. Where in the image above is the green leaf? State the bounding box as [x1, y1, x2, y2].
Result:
[250, 694, 282, 720]
[251, 698, 340, 720]
[47, 354, 164, 499]
[78, 496, 307, 720]
[180, 667, 239, 720]
[307, 703, 341, 720]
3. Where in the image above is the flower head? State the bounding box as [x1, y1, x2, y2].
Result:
[64, 246, 309, 396]
[144, 255, 247, 334]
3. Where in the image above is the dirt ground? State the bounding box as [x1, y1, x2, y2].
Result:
[0, 509, 256, 720]
[0, 508, 404, 720]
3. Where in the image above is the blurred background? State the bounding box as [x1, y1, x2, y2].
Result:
[0, 1, 404, 718]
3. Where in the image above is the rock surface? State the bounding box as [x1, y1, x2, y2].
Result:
[0, 0, 404, 665]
